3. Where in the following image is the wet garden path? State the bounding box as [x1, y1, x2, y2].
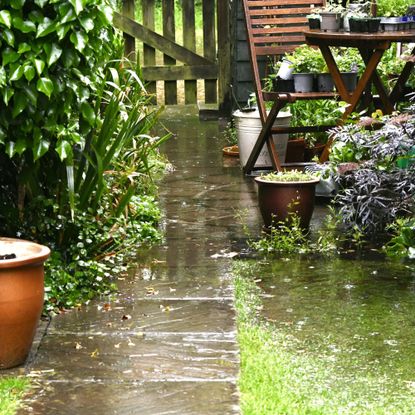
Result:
[18, 107, 261, 414]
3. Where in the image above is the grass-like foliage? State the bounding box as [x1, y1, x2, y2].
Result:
[0, 377, 29, 415]
[234, 260, 415, 414]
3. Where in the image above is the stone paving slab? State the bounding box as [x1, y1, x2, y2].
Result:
[47, 299, 236, 335]
[29, 332, 238, 382]
[20, 381, 239, 415]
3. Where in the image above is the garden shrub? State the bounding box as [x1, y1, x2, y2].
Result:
[0, 1, 169, 311]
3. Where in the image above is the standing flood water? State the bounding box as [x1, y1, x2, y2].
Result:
[237, 254, 415, 414]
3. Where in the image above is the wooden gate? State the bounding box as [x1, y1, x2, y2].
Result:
[115, 0, 232, 114]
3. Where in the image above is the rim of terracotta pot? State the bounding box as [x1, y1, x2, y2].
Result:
[0, 237, 50, 269]
[254, 177, 320, 186]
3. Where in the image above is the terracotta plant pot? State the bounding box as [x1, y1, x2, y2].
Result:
[254, 176, 320, 229]
[0, 238, 50, 369]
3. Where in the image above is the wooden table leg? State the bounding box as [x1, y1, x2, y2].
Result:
[389, 46, 415, 106]
[243, 98, 286, 174]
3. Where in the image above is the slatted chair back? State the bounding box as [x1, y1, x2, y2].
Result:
[242, 0, 326, 121]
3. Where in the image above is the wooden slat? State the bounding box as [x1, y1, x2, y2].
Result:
[143, 0, 156, 101]
[203, 0, 217, 103]
[253, 35, 305, 44]
[163, 0, 177, 104]
[249, 7, 317, 16]
[182, 0, 197, 104]
[122, 0, 135, 61]
[254, 45, 298, 55]
[114, 13, 213, 65]
[142, 64, 218, 81]
[252, 25, 308, 34]
[247, 0, 324, 6]
[248, 16, 308, 25]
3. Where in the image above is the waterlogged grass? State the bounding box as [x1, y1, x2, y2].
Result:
[0, 377, 29, 415]
[234, 260, 415, 415]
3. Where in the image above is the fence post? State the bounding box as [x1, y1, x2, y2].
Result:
[122, 0, 136, 62]
[217, 0, 232, 116]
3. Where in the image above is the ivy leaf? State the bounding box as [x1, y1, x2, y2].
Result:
[37, 77, 54, 97]
[0, 127, 5, 144]
[56, 23, 71, 40]
[9, 64, 24, 82]
[5, 141, 16, 158]
[70, 31, 88, 52]
[69, 0, 85, 15]
[0, 67, 6, 87]
[34, 59, 45, 75]
[35, 0, 49, 7]
[3, 87, 14, 105]
[62, 48, 80, 68]
[59, 4, 76, 24]
[79, 16, 94, 32]
[29, 10, 44, 24]
[33, 135, 49, 161]
[18, 42, 31, 54]
[3, 28, 15, 47]
[12, 17, 36, 33]
[24, 65, 36, 81]
[80, 102, 96, 126]
[22, 85, 38, 105]
[98, 4, 113, 25]
[2, 48, 19, 66]
[36, 17, 56, 38]
[43, 43, 62, 66]
[12, 92, 28, 118]
[0, 10, 11, 28]
[56, 139, 73, 161]
[10, 0, 25, 10]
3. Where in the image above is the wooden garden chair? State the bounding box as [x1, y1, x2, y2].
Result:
[242, 0, 339, 174]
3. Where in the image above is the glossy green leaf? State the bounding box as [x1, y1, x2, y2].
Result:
[18, 42, 31, 54]
[59, 4, 76, 24]
[2, 48, 19, 66]
[98, 4, 113, 25]
[69, 30, 87, 52]
[22, 85, 38, 105]
[35, 0, 49, 7]
[36, 17, 56, 38]
[62, 48, 80, 68]
[37, 77, 54, 97]
[3, 28, 15, 47]
[12, 92, 27, 118]
[80, 102, 96, 126]
[0, 127, 5, 144]
[79, 16, 94, 32]
[43, 43, 62, 66]
[0, 67, 6, 87]
[12, 17, 36, 33]
[56, 23, 71, 40]
[9, 64, 24, 82]
[5, 141, 16, 158]
[10, 0, 25, 10]
[28, 10, 44, 24]
[33, 135, 49, 161]
[23, 65, 35, 81]
[3, 87, 14, 105]
[0, 10, 11, 28]
[34, 59, 45, 75]
[69, 0, 85, 15]
[56, 139, 73, 161]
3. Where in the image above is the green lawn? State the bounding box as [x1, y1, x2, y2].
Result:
[234, 261, 415, 415]
[0, 377, 29, 415]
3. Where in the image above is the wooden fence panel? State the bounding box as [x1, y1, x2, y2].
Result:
[182, 0, 197, 104]
[117, 0, 231, 113]
[143, 0, 156, 99]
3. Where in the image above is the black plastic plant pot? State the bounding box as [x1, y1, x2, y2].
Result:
[308, 18, 321, 30]
[274, 78, 295, 92]
[349, 17, 381, 32]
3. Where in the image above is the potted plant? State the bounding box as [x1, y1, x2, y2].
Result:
[286, 45, 326, 92]
[307, 13, 321, 30]
[316, 2, 345, 32]
[0, 238, 50, 369]
[335, 47, 361, 92]
[254, 170, 320, 230]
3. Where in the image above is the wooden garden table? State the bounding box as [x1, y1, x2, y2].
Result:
[304, 30, 415, 161]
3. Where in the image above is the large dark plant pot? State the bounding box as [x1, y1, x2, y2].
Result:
[254, 177, 320, 229]
[0, 238, 50, 369]
[286, 138, 306, 162]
